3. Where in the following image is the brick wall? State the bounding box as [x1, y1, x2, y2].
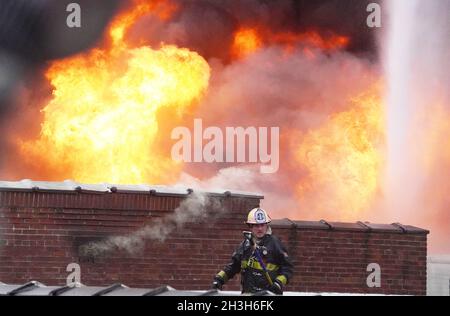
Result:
[272, 220, 428, 295]
[0, 189, 428, 295]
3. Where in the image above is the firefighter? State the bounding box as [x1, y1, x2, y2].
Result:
[212, 208, 293, 294]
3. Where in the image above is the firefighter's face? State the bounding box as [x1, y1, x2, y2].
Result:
[250, 223, 268, 238]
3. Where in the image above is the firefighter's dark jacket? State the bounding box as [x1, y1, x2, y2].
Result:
[216, 233, 293, 293]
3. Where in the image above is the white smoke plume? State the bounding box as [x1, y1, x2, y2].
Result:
[79, 192, 225, 257]
[179, 165, 301, 221]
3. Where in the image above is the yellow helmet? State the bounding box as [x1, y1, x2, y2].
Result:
[246, 208, 271, 224]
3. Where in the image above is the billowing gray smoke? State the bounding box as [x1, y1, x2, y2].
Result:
[79, 192, 226, 257]
[127, 0, 381, 61]
[0, 0, 381, 175]
[179, 46, 379, 221]
[0, 0, 382, 221]
[0, 0, 118, 114]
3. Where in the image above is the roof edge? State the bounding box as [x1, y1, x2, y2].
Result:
[271, 219, 429, 234]
[0, 180, 264, 199]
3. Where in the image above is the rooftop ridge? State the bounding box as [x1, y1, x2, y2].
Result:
[270, 218, 429, 234]
[0, 179, 264, 199]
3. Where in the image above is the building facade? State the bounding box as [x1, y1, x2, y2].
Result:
[0, 180, 428, 295]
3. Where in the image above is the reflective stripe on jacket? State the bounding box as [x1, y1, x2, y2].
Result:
[218, 234, 293, 293]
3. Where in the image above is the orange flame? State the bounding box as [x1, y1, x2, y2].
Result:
[20, 0, 209, 184]
[271, 30, 349, 51]
[110, 0, 179, 46]
[231, 26, 350, 59]
[231, 27, 263, 59]
[294, 85, 384, 219]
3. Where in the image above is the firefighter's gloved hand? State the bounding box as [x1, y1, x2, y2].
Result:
[268, 280, 283, 295]
[212, 276, 224, 290]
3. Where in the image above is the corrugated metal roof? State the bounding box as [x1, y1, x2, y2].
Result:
[0, 281, 266, 296]
[0, 281, 391, 296]
[0, 179, 264, 199]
